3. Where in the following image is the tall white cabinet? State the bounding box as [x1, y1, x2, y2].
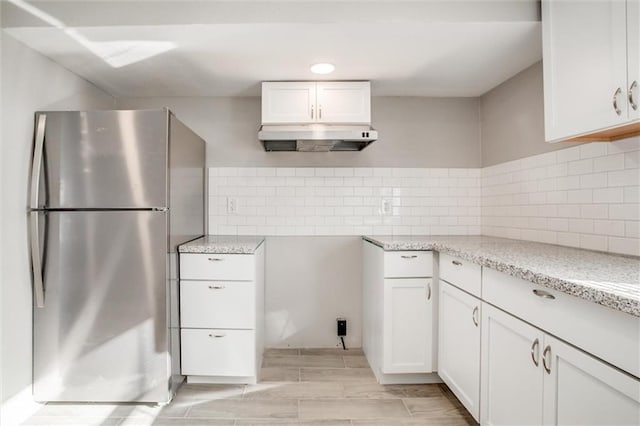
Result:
[542, 0, 640, 142]
[362, 240, 437, 385]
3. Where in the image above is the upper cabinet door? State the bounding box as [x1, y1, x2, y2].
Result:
[261, 82, 316, 124]
[316, 81, 371, 124]
[628, 0, 640, 121]
[542, 0, 629, 142]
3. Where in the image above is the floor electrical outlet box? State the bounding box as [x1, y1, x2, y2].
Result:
[337, 318, 347, 336]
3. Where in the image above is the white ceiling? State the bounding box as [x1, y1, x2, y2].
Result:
[2, 1, 543, 98]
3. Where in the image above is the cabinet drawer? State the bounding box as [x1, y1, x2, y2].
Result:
[482, 268, 640, 378]
[180, 253, 255, 281]
[180, 281, 255, 329]
[384, 251, 433, 278]
[181, 329, 255, 377]
[439, 253, 481, 297]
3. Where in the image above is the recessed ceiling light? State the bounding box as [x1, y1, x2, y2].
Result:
[310, 63, 335, 74]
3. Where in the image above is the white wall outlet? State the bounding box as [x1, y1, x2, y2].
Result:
[381, 198, 392, 215]
[227, 197, 238, 214]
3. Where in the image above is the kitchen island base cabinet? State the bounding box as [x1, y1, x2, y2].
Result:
[438, 281, 480, 422]
[362, 240, 438, 385]
[481, 303, 640, 426]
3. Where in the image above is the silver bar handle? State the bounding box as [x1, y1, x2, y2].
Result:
[531, 338, 540, 367]
[208, 284, 226, 290]
[311, 105, 314, 119]
[452, 260, 462, 266]
[209, 333, 226, 338]
[29, 211, 45, 308]
[208, 257, 224, 262]
[542, 345, 552, 374]
[319, 104, 322, 120]
[401, 255, 418, 259]
[472, 306, 479, 327]
[629, 80, 638, 111]
[532, 289, 556, 300]
[30, 114, 46, 209]
[426, 281, 431, 301]
[613, 87, 623, 115]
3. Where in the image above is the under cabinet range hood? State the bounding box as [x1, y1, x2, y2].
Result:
[259, 124, 378, 152]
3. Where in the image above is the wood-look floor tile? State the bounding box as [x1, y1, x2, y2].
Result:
[300, 348, 364, 356]
[236, 420, 351, 425]
[21, 417, 122, 425]
[300, 367, 375, 383]
[244, 382, 343, 399]
[343, 382, 443, 399]
[259, 367, 300, 382]
[263, 355, 345, 368]
[352, 419, 475, 425]
[186, 399, 298, 419]
[174, 384, 245, 401]
[343, 355, 370, 368]
[299, 398, 411, 419]
[264, 348, 300, 357]
[31, 403, 188, 419]
[120, 418, 235, 425]
[403, 396, 474, 421]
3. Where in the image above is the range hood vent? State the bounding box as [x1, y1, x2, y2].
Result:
[259, 125, 378, 152]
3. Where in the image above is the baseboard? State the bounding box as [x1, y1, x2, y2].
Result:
[373, 369, 442, 385]
[1, 386, 42, 426]
[186, 375, 258, 385]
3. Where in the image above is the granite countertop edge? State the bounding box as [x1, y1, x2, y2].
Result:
[179, 236, 265, 254]
[362, 236, 640, 318]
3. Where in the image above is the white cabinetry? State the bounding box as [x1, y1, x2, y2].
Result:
[362, 241, 436, 384]
[438, 281, 481, 422]
[179, 244, 265, 384]
[481, 303, 640, 426]
[261, 81, 370, 124]
[542, 0, 640, 142]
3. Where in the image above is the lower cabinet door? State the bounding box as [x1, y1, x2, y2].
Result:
[383, 278, 433, 374]
[481, 303, 544, 425]
[542, 334, 640, 425]
[181, 329, 255, 377]
[438, 281, 481, 421]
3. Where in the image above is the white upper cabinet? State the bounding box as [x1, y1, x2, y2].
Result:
[542, 0, 639, 142]
[261, 81, 370, 124]
[629, 0, 640, 122]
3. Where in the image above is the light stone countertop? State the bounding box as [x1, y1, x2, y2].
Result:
[363, 235, 640, 318]
[179, 235, 265, 254]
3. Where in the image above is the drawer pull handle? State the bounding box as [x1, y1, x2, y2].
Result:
[452, 260, 462, 266]
[208, 285, 226, 290]
[401, 255, 418, 259]
[426, 282, 432, 301]
[208, 257, 224, 262]
[531, 338, 540, 367]
[532, 289, 555, 300]
[472, 306, 479, 327]
[542, 345, 552, 374]
[209, 333, 226, 338]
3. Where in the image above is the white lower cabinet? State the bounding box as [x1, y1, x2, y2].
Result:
[181, 329, 256, 377]
[481, 302, 640, 426]
[438, 281, 481, 422]
[383, 278, 432, 374]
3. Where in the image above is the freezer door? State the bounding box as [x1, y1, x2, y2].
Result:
[32, 110, 168, 209]
[33, 211, 170, 402]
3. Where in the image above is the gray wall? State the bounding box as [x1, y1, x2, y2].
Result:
[1, 34, 114, 421]
[117, 96, 482, 168]
[480, 61, 579, 166]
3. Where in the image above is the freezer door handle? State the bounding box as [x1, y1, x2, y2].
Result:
[30, 211, 45, 308]
[30, 114, 47, 209]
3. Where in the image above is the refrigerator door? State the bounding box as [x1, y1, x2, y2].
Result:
[33, 210, 170, 402]
[32, 110, 168, 209]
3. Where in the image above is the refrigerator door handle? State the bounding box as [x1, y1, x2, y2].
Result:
[30, 211, 45, 308]
[30, 114, 46, 209]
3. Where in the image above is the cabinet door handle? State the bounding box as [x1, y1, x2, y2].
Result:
[401, 255, 418, 259]
[426, 282, 432, 301]
[530, 338, 540, 367]
[542, 345, 552, 374]
[629, 80, 638, 111]
[532, 289, 555, 300]
[452, 260, 462, 266]
[208, 285, 226, 290]
[472, 306, 479, 327]
[319, 104, 322, 120]
[209, 333, 226, 338]
[311, 105, 314, 119]
[613, 87, 623, 115]
[208, 257, 224, 262]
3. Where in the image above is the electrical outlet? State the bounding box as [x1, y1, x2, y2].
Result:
[337, 318, 347, 337]
[381, 198, 392, 215]
[227, 197, 238, 214]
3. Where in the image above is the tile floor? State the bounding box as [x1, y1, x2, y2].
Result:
[23, 348, 477, 425]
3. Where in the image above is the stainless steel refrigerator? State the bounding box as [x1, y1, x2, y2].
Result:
[27, 109, 205, 403]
